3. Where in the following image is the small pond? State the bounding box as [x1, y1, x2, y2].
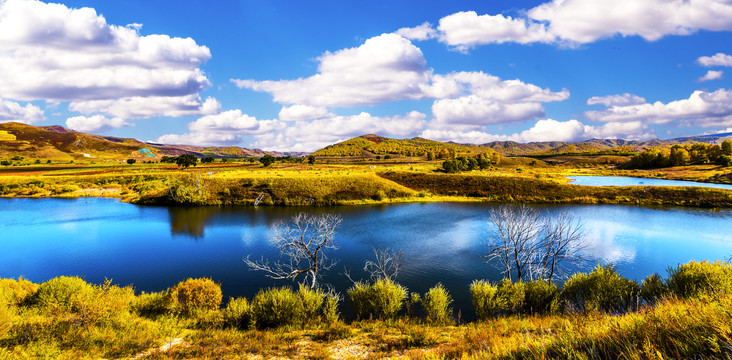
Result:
[568, 175, 732, 190]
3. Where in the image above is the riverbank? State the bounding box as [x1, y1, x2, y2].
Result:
[2, 260, 731, 359]
[1, 162, 731, 208]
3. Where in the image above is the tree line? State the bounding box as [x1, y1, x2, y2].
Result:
[626, 140, 732, 168]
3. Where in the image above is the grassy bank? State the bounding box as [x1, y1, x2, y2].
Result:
[2, 261, 731, 359]
[0, 161, 730, 208]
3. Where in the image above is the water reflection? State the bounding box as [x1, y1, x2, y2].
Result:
[2, 199, 732, 319]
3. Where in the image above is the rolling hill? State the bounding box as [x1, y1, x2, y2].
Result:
[312, 133, 732, 158]
[0, 122, 277, 161]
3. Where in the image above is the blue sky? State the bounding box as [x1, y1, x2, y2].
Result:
[1, 0, 732, 151]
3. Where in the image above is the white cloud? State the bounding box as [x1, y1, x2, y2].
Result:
[697, 53, 732, 67]
[68, 96, 220, 119]
[432, 96, 545, 126]
[278, 105, 334, 121]
[422, 0, 732, 49]
[699, 70, 724, 82]
[0, 98, 45, 123]
[585, 89, 732, 127]
[65, 115, 131, 133]
[234, 33, 567, 121]
[529, 0, 732, 44]
[422, 119, 653, 144]
[436, 11, 554, 51]
[395, 22, 438, 41]
[0, 0, 211, 118]
[587, 93, 646, 107]
[233, 33, 428, 107]
[252, 111, 426, 151]
[156, 109, 426, 151]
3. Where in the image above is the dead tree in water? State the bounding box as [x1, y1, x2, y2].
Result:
[245, 213, 342, 289]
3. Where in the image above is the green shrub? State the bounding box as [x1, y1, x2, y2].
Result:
[523, 280, 559, 315]
[347, 278, 407, 320]
[640, 273, 669, 304]
[33, 276, 94, 312]
[406, 292, 421, 318]
[297, 285, 325, 325]
[170, 278, 222, 315]
[496, 279, 525, 315]
[667, 260, 732, 298]
[195, 309, 223, 329]
[470, 280, 499, 320]
[222, 297, 250, 329]
[250, 287, 300, 329]
[561, 264, 639, 313]
[422, 283, 453, 324]
[322, 292, 341, 324]
[133, 290, 173, 317]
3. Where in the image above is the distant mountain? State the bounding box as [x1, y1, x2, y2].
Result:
[0, 122, 276, 161]
[312, 133, 732, 157]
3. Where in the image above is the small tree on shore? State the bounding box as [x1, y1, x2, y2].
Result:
[245, 213, 342, 289]
[176, 154, 197, 168]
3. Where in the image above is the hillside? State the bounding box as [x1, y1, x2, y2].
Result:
[0, 122, 273, 161]
[312, 133, 732, 158]
[312, 134, 499, 158]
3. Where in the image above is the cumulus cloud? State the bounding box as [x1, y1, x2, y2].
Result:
[252, 111, 426, 151]
[0, 98, 45, 124]
[233, 34, 428, 107]
[395, 22, 438, 41]
[422, 119, 653, 145]
[587, 93, 647, 107]
[410, 0, 732, 49]
[584, 89, 732, 127]
[235, 34, 567, 127]
[0, 0, 211, 118]
[278, 105, 334, 121]
[157, 109, 426, 151]
[69, 96, 221, 119]
[697, 53, 732, 67]
[699, 70, 724, 82]
[436, 11, 554, 51]
[65, 115, 131, 133]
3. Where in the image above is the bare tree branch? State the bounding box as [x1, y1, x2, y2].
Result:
[244, 213, 342, 289]
[364, 247, 404, 282]
[484, 204, 591, 283]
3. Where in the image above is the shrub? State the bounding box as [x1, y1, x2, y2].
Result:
[222, 297, 250, 329]
[470, 280, 499, 320]
[422, 283, 453, 324]
[640, 273, 669, 304]
[250, 287, 300, 329]
[133, 290, 173, 317]
[33, 276, 94, 312]
[297, 285, 325, 324]
[322, 292, 341, 324]
[523, 280, 559, 315]
[0, 277, 38, 307]
[561, 264, 639, 313]
[126, 159, 136, 164]
[406, 292, 421, 318]
[496, 279, 525, 315]
[170, 278, 222, 315]
[347, 278, 407, 320]
[666, 260, 732, 298]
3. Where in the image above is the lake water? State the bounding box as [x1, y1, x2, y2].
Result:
[1, 198, 731, 319]
[568, 175, 732, 190]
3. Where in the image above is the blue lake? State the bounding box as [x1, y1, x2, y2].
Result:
[568, 175, 732, 190]
[1, 198, 731, 319]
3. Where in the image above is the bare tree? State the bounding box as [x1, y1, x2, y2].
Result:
[485, 204, 589, 283]
[485, 204, 542, 282]
[363, 247, 404, 281]
[536, 211, 588, 282]
[245, 213, 342, 289]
